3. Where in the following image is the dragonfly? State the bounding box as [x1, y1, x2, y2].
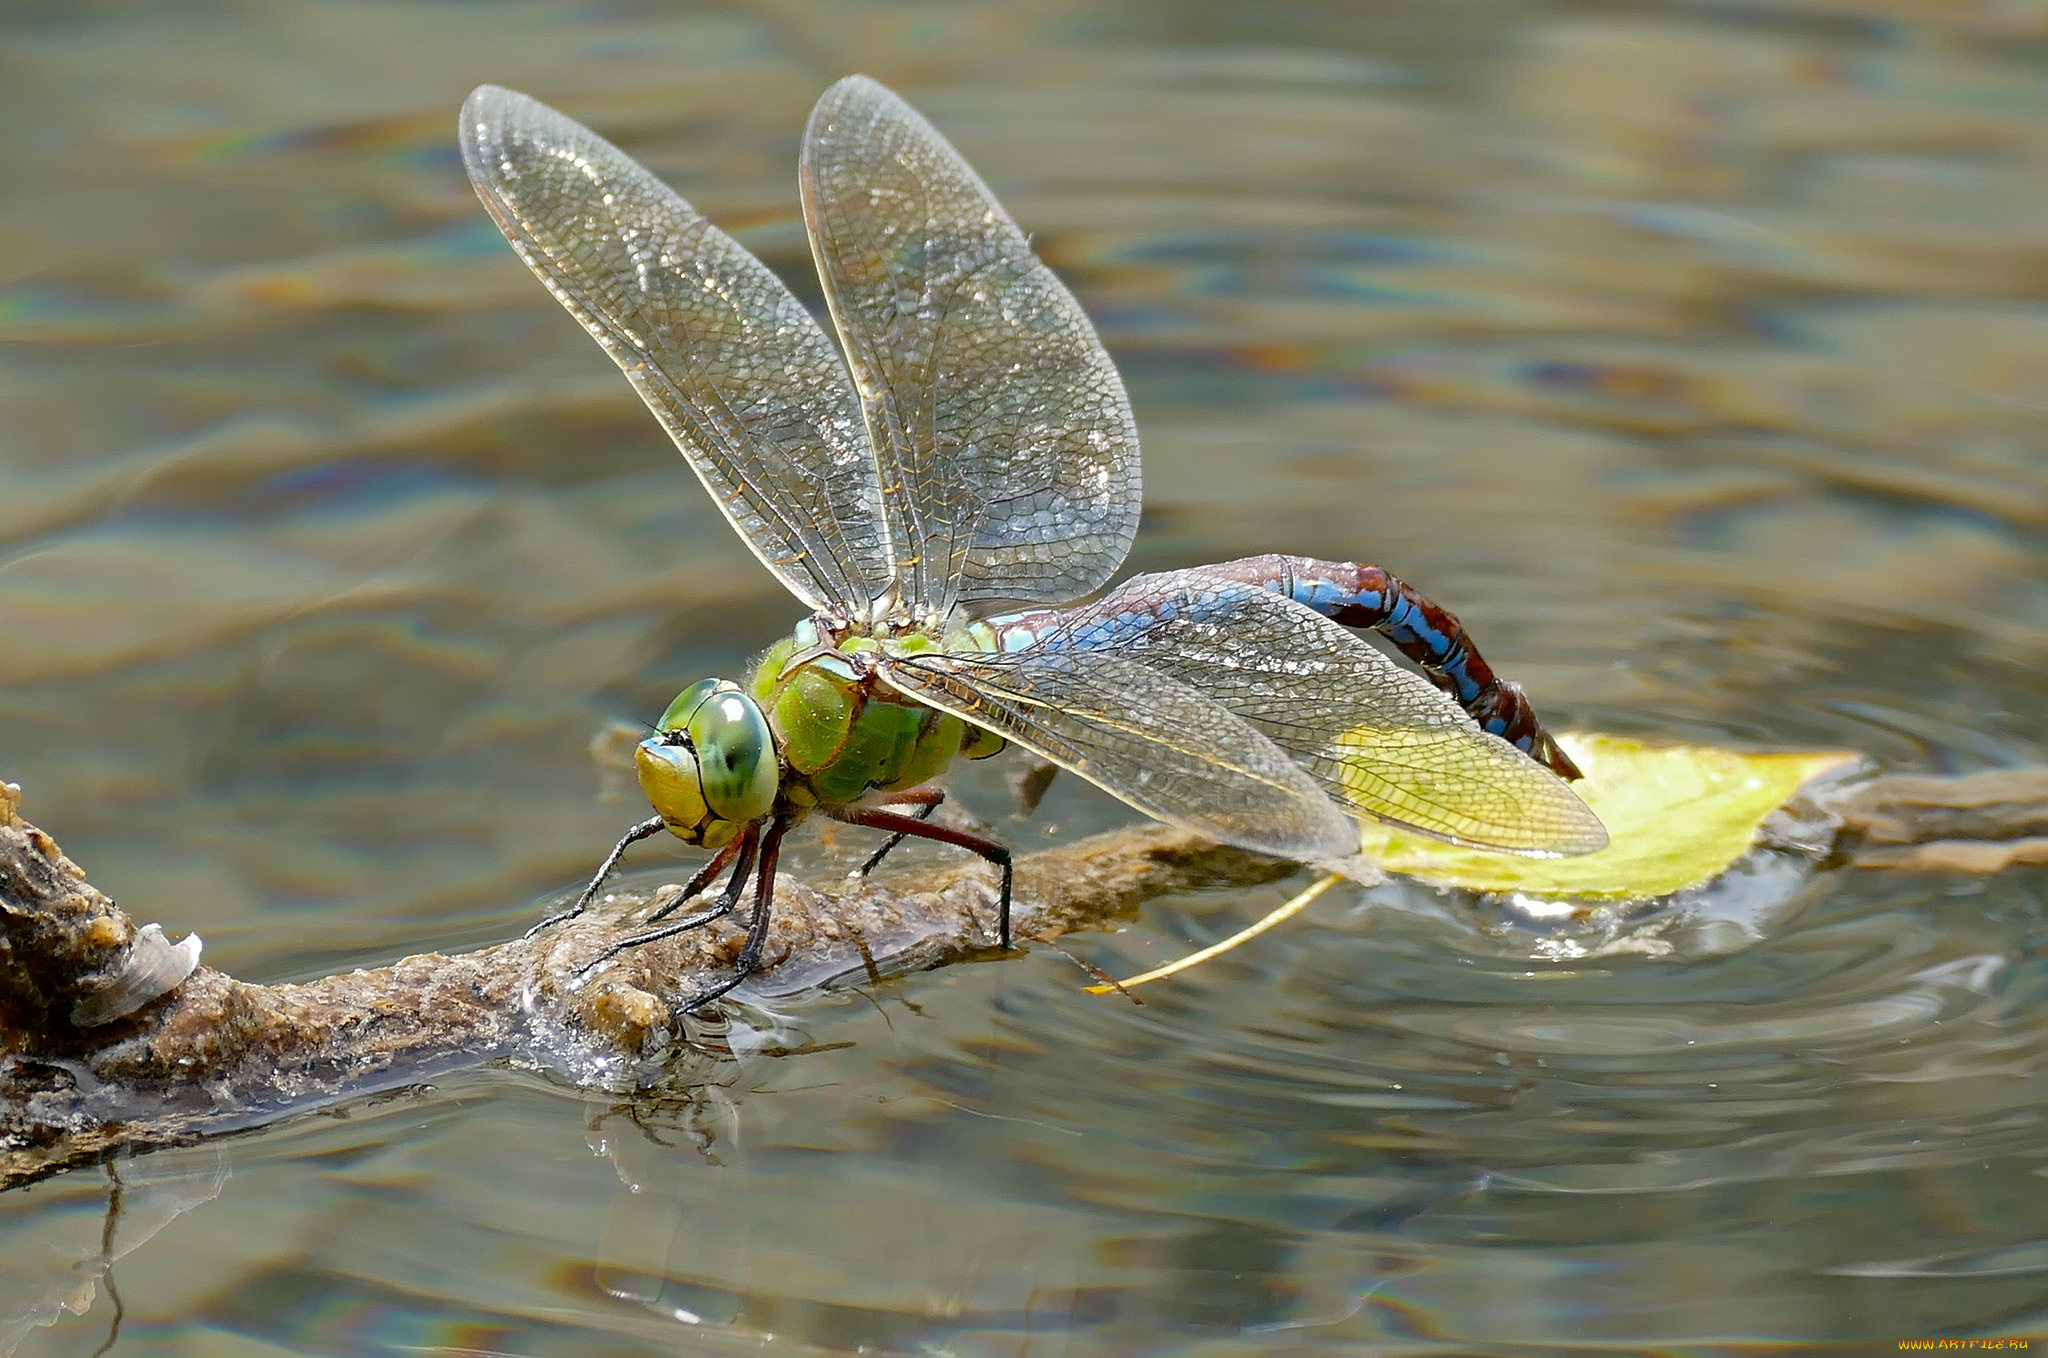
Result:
[460, 77, 1607, 1009]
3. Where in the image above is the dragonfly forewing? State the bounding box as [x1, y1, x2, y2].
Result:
[878, 647, 1360, 863]
[801, 76, 1141, 620]
[992, 570, 1609, 857]
[460, 85, 892, 616]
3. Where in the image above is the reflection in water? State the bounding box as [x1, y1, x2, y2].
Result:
[4, 0, 2048, 1351]
[0, 1154, 228, 1355]
[549, 859, 2048, 1352]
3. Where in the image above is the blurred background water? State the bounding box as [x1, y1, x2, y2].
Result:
[4, 0, 2048, 1353]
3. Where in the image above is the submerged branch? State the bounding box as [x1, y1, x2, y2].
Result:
[5, 761, 2046, 1190]
[1831, 768, 2048, 872]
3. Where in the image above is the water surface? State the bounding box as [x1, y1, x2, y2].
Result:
[3, 0, 2047, 1352]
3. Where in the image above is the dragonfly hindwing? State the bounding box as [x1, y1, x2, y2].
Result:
[801, 77, 1142, 618]
[1026, 570, 1609, 857]
[879, 645, 1360, 863]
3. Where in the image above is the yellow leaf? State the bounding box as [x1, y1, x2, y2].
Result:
[1086, 735, 1857, 999]
[1359, 734, 1858, 900]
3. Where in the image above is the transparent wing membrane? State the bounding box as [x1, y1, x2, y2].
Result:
[802, 76, 1141, 617]
[460, 85, 891, 615]
[1018, 570, 1609, 856]
[880, 648, 1360, 863]
[463, 82, 1600, 865]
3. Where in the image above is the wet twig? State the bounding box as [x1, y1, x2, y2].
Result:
[0, 780, 1298, 1189]
[4, 763, 2045, 1190]
[1832, 768, 2048, 873]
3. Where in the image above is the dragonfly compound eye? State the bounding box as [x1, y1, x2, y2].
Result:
[656, 677, 726, 734]
[634, 738, 713, 840]
[686, 688, 779, 823]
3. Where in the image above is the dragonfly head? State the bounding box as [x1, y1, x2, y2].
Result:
[635, 678, 779, 846]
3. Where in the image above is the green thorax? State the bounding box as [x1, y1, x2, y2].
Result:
[746, 621, 1005, 810]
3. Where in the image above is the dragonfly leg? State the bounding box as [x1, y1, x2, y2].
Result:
[853, 787, 944, 877]
[829, 804, 1014, 950]
[1200, 553, 1584, 780]
[677, 813, 796, 1014]
[529, 815, 667, 939]
[576, 821, 761, 978]
[640, 831, 748, 925]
